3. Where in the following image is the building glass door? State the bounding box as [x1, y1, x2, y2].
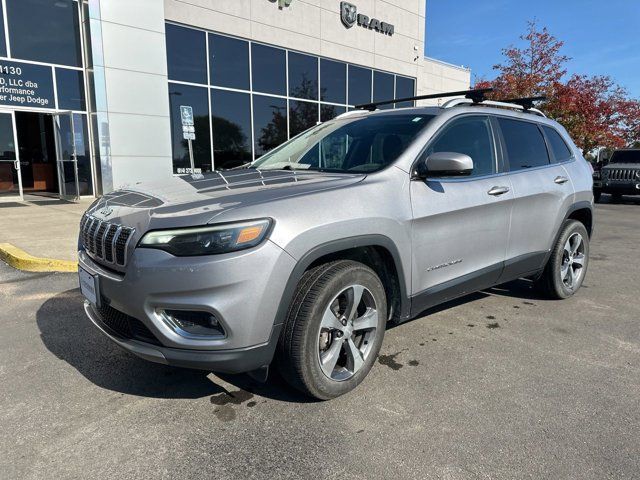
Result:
[0, 111, 23, 201]
[53, 112, 80, 201]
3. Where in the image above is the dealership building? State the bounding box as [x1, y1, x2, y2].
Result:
[0, 0, 470, 201]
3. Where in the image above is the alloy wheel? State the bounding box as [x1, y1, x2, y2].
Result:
[561, 232, 585, 289]
[317, 285, 378, 381]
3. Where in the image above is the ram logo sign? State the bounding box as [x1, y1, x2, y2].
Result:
[339, 1, 394, 36]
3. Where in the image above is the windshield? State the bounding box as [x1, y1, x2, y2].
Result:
[609, 150, 640, 164]
[251, 113, 435, 173]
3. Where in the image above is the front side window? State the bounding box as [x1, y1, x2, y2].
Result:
[499, 118, 550, 171]
[6, 0, 82, 67]
[251, 114, 434, 173]
[543, 126, 573, 162]
[426, 116, 496, 177]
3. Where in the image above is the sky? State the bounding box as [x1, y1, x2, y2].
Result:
[425, 0, 640, 98]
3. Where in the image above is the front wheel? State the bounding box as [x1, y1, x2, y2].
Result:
[277, 260, 387, 400]
[536, 220, 589, 299]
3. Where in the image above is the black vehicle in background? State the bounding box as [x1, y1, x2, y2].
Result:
[593, 149, 640, 202]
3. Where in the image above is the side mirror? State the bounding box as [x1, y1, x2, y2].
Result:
[413, 152, 474, 179]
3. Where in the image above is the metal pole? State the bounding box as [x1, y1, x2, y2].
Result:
[188, 139, 195, 172]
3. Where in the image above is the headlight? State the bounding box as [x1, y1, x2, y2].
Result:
[139, 219, 272, 256]
[592, 171, 601, 180]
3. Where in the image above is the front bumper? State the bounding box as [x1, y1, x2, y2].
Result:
[84, 301, 282, 372]
[597, 181, 640, 194]
[79, 239, 296, 373]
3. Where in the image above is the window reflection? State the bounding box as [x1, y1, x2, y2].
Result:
[210, 89, 252, 169]
[320, 59, 346, 104]
[253, 95, 287, 158]
[290, 100, 318, 137]
[209, 33, 250, 90]
[289, 52, 318, 101]
[168, 84, 212, 173]
[373, 71, 394, 110]
[320, 104, 346, 122]
[6, 0, 82, 67]
[56, 68, 86, 111]
[252, 44, 286, 96]
[395, 76, 416, 108]
[166, 23, 207, 84]
[348, 65, 372, 106]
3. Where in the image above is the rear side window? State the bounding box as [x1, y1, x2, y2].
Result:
[426, 116, 496, 177]
[542, 126, 573, 162]
[498, 118, 550, 171]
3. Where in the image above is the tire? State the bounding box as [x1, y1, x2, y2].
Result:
[277, 260, 387, 400]
[593, 190, 601, 203]
[536, 220, 589, 299]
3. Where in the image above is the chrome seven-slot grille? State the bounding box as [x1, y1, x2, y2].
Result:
[80, 215, 135, 266]
[605, 168, 639, 181]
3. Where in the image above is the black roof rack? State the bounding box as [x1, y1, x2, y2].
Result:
[498, 96, 547, 110]
[355, 88, 493, 111]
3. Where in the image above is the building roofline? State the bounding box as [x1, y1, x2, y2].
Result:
[424, 56, 470, 72]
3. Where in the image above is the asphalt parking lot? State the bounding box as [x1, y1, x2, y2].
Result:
[1, 198, 639, 479]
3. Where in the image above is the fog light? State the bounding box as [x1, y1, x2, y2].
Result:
[160, 310, 225, 338]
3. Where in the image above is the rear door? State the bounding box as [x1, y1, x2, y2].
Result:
[410, 115, 513, 313]
[496, 117, 575, 279]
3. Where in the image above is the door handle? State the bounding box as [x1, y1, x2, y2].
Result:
[554, 176, 569, 184]
[488, 186, 510, 196]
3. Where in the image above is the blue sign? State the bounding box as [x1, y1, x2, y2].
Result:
[0, 60, 55, 108]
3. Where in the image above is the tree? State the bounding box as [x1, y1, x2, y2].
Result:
[475, 21, 640, 154]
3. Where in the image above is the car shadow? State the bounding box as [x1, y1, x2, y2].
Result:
[36, 288, 310, 402]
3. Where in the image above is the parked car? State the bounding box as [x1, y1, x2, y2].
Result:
[593, 148, 640, 202]
[78, 92, 593, 400]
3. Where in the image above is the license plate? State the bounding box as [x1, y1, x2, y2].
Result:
[79, 267, 100, 306]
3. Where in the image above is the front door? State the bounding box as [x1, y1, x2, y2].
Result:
[53, 112, 80, 201]
[0, 112, 23, 201]
[410, 115, 513, 315]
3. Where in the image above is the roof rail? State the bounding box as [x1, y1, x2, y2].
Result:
[442, 97, 547, 117]
[355, 88, 493, 111]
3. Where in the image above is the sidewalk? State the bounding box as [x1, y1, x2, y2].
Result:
[0, 196, 92, 264]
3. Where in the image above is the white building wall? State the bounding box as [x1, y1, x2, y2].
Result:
[418, 57, 471, 105]
[89, 0, 172, 193]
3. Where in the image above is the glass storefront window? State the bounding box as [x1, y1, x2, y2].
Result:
[251, 44, 286, 96]
[289, 100, 318, 137]
[6, 0, 82, 67]
[348, 65, 372, 106]
[395, 76, 416, 107]
[168, 83, 212, 173]
[321, 104, 346, 122]
[373, 71, 394, 110]
[320, 59, 346, 105]
[289, 52, 318, 101]
[166, 23, 207, 84]
[165, 23, 416, 172]
[209, 33, 250, 90]
[210, 89, 252, 170]
[56, 68, 85, 111]
[253, 95, 287, 158]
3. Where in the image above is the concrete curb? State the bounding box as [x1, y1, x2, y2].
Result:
[0, 243, 77, 273]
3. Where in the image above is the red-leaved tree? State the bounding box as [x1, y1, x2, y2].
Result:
[476, 21, 640, 155]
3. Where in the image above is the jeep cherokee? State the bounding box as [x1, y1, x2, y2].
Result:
[78, 92, 594, 399]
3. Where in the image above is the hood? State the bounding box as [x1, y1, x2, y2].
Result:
[86, 169, 365, 232]
[602, 163, 640, 170]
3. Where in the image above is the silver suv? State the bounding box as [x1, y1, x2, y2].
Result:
[78, 92, 594, 399]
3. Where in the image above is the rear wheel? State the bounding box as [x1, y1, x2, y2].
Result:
[277, 260, 387, 400]
[536, 220, 589, 299]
